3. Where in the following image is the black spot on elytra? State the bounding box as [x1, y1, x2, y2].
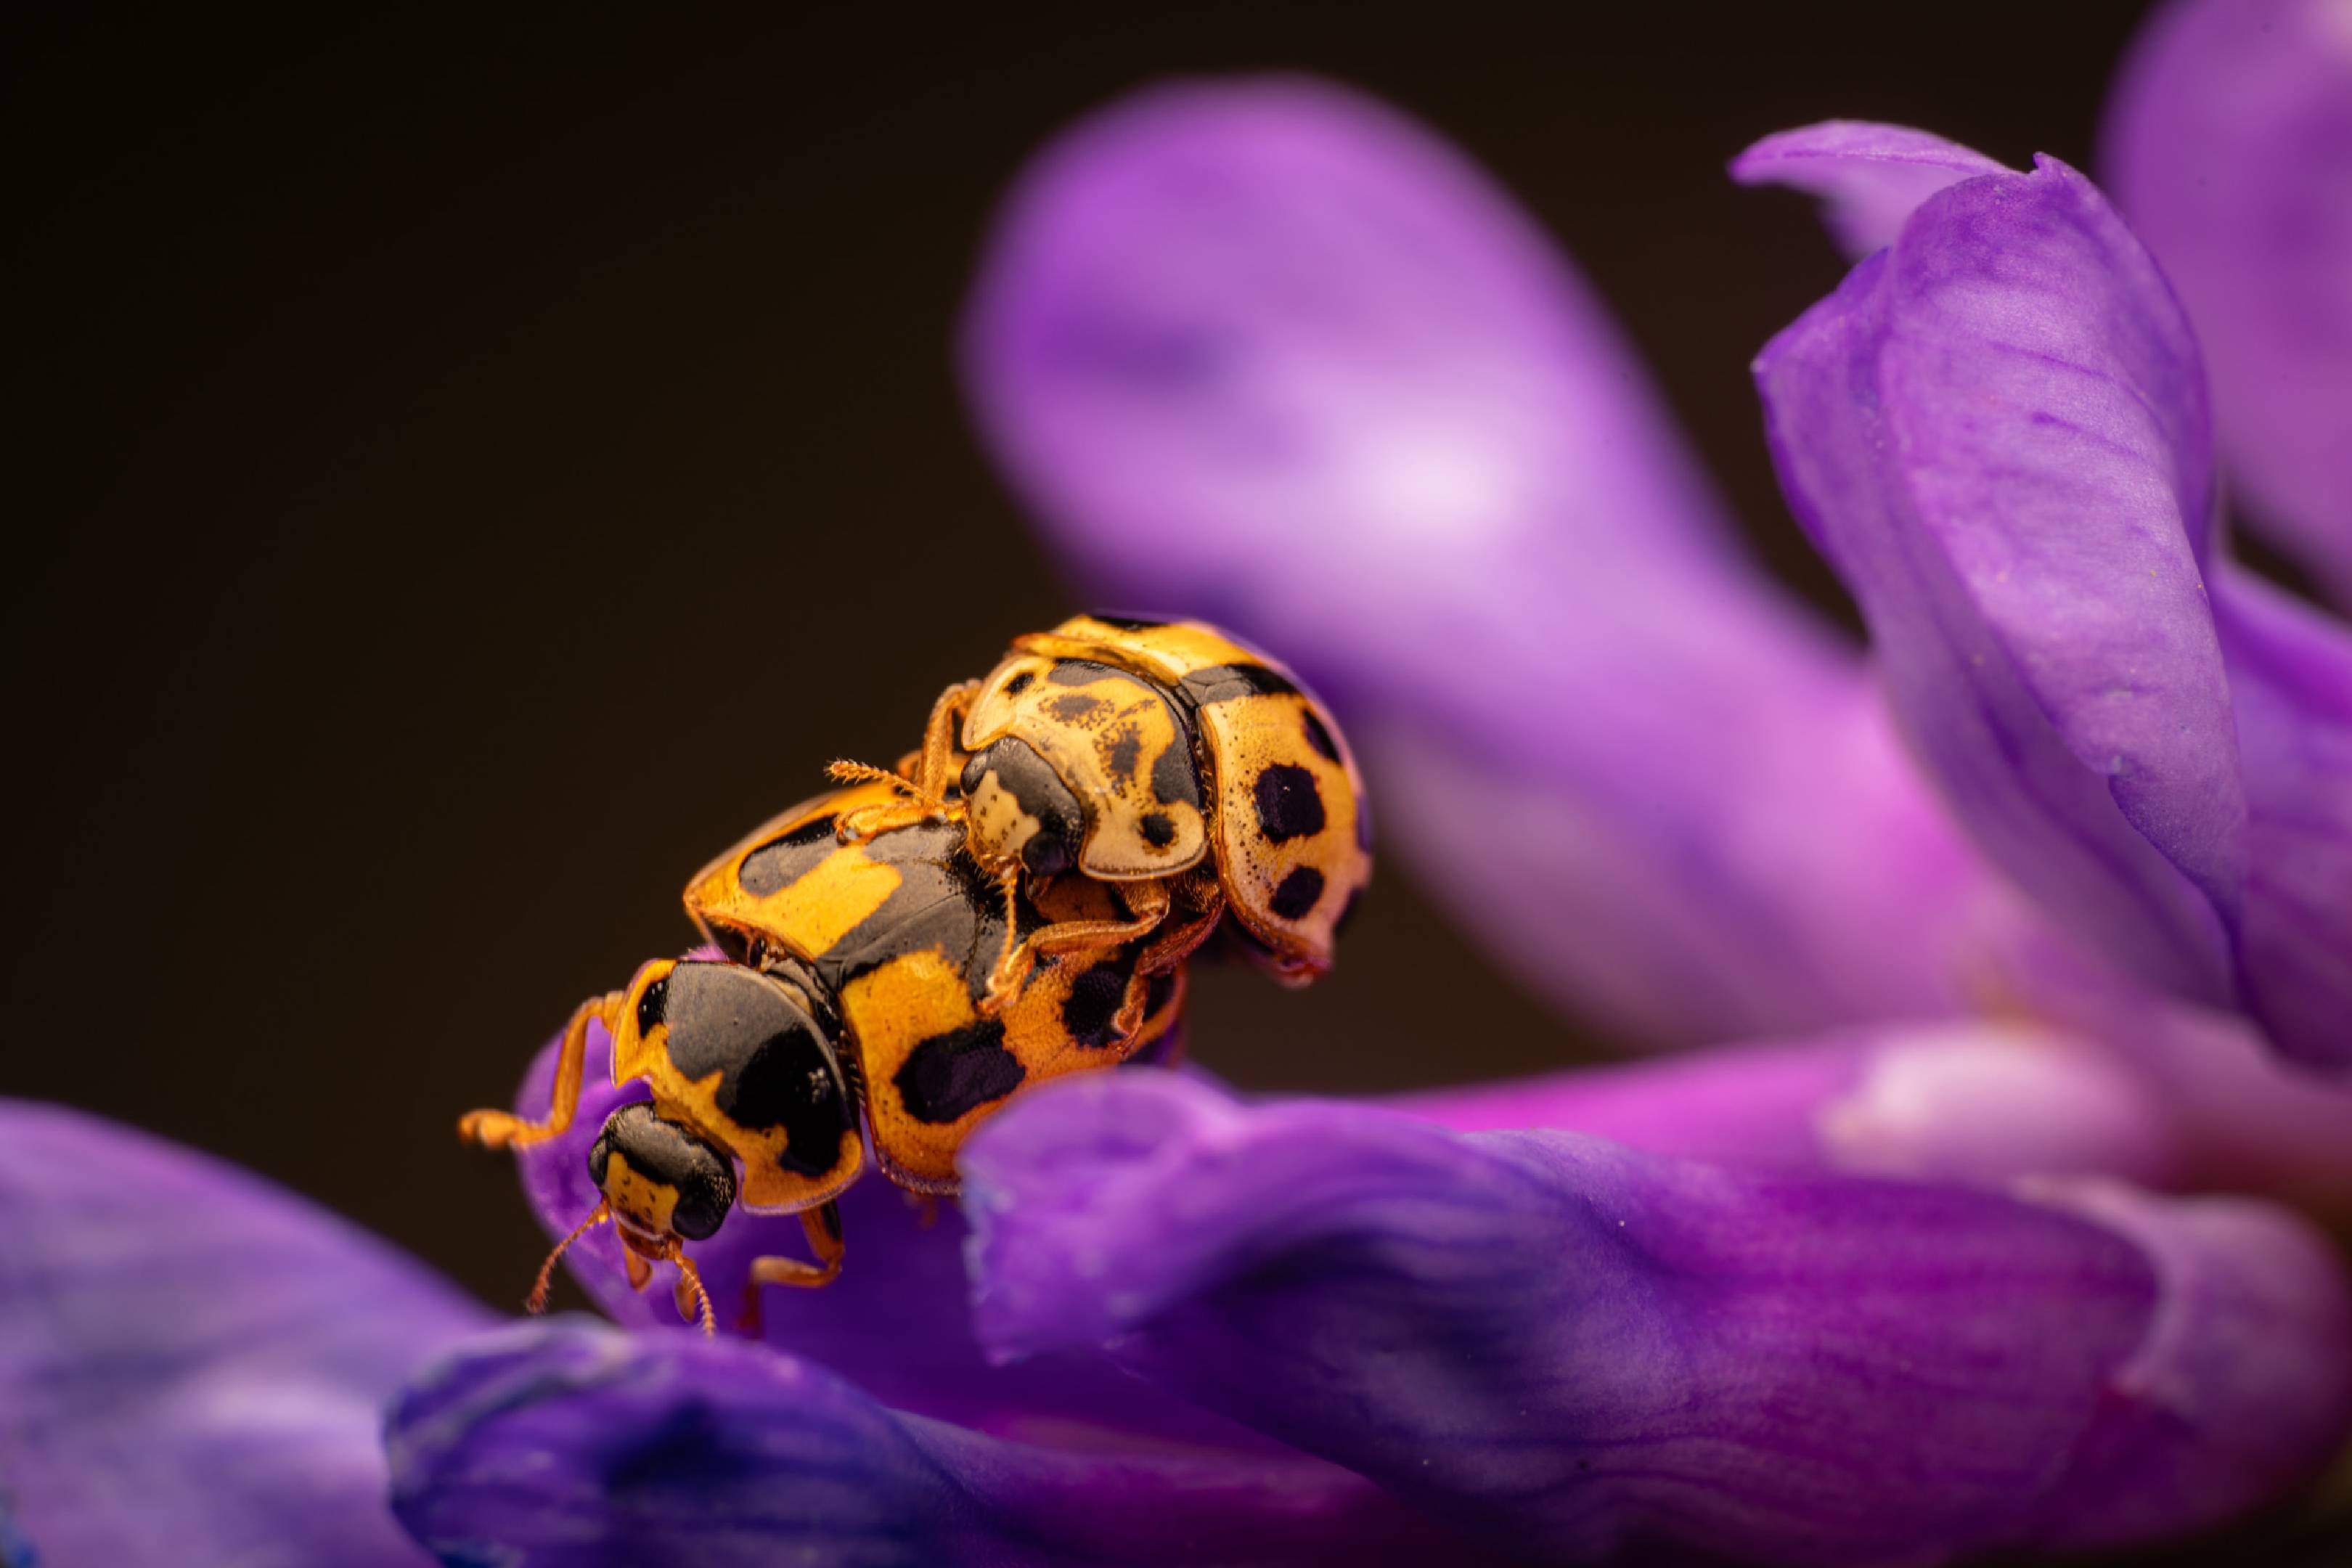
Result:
[661, 963, 853, 1177]
[738, 814, 839, 897]
[1091, 613, 1166, 632]
[1179, 663, 1299, 705]
[1004, 670, 1034, 697]
[1252, 764, 1326, 842]
[1140, 812, 1177, 848]
[1151, 737, 1201, 807]
[1104, 725, 1143, 786]
[1045, 692, 1107, 724]
[1270, 866, 1326, 920]
[1062, 961, 1130, 1048]
[1302, 708, 1340, 761]
[895, 1018, 1026, 1123]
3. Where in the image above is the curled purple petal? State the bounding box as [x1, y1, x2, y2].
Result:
[1733, 121, 2007, 258]
[2104, 0, 2352, 605]
[1755, 150, 2251, 1016]
[503, 1013, 1264, 1446]
[962, 1072, 2352, 1565]
[965, 76, 2030, 1045]
[387, 1318, 1452, 1568]
[0, 1101, 490, 1568]
[2209, 567, 2352, 1063]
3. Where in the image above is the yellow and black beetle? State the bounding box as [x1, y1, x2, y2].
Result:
[460, 776, 1183, 1333]
[838, 615, 1372, 1033]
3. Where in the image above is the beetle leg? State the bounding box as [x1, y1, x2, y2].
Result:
[1109, 881, 1223, 1038]
[738, 1203, 846, 1334]
[459, 991, 623, 1149]
[981, 878, 1172, 1016]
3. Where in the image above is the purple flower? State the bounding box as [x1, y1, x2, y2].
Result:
[11, 7, 2352, 1564]
[966, 73, 2352, 1070]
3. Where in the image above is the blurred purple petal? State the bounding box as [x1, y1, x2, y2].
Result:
[505, 1013, 1269, 1447]
[388, 1318, 1452, 1568]
[963, 1073, 2352, 1565]
[0, 1101, 489, 1568]
[2209, 567, 2352, 1062]
[1391, 1021, 2181, 1187]
[965, 75, 2032, 1045]
[2105, 0, 2352, 605]
[1754, 150, 2250, 1017]
[1732, 121, 2006, 258]
[1392, 1007, 2352, 1220]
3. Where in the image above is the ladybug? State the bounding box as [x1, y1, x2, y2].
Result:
[460, 775, 1184, 1333]
[838, 615, 1371, 1029]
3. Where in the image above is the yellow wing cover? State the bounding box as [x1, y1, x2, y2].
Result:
[1013, 615, 1373, 981]
[961, 655, 1210, 878]
[682, 781, 1182, 1193]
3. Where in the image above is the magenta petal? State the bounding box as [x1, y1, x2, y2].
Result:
[965, 76, 2022, 1045]
[388, 1318, 1453, 1568]
[1755, 152, 2249, 1013]
[1389, 1021, 2184, 1188]
[2105, 0, 2352, 605]
[1392, 1007, 2352, 1218]
[0, 1101, 490, 1568]
[962, 1073, 2352, 1565]
[1733, 121, 2006, 258]
[2210, 567, 2352, 1063]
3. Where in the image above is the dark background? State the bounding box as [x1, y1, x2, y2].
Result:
[5, 4, 2157, 1304]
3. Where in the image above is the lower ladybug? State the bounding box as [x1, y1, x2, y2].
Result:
[459, 777, 1185, 1333]
[837, 614, 1371, 1033]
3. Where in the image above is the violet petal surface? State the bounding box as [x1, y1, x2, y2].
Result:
[387, 1318, 1454, 1568]
[2104, 0, 2352, 605]
[1752, 149, 2247, 1011]
[962, 1072, 2352, 1567]
[0, 1101, 490, 1568]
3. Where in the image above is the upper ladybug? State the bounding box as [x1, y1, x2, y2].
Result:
[838, 615, 1371, 1016]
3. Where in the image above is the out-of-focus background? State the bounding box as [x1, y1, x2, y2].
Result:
[5, 4, 2156, 1302]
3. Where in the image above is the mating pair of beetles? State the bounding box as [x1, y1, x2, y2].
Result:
[461, 615, 1371, 1334]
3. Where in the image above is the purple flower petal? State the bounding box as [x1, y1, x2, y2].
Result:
[963, 76, 2026, 1045]
[1390, 1021, 2184, 1188]
[2104, 0, 2352, 605]
[387, 1318, 1454, 1568]
[1732, 121, 2007, 258]
[1752, 148, 2251, 1014]
[0, 1100, 491, 1568]
[502, 1014, 1265, 1447]
[962, 1073, 2352, 1565]
[2210, 566, 2352, 1061]
[1392, 1008, 2352, 1220]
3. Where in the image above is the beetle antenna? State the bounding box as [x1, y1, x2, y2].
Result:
[669, 1244, 716, 1336]
[526, 1199, 611, 1315]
